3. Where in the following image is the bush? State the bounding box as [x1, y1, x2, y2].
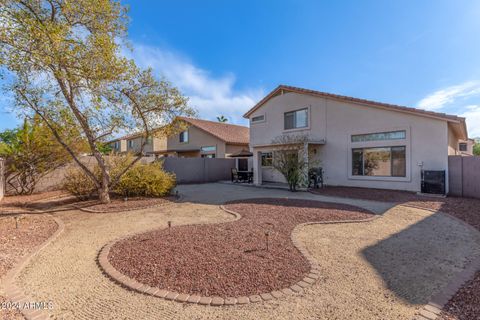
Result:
[115, 162, 176, 197]
[63, 167, 97, 199]
[63, 157, 176, 198]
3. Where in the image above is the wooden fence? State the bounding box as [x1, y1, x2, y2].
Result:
[162, 157, 235, 184]
[448, 156, 480, 199]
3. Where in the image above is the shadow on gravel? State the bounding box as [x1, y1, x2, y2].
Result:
[361, 212, 480, 305]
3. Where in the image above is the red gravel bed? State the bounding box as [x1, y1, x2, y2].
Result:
[108, 198, 373, 297]
[0, 214, 58, 319]
[310, 186, 480, 230]
[76, 196, 174, 213]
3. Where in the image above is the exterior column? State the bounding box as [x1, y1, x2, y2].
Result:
[301, 142, 309, 187]
[253, 150, 262, 185]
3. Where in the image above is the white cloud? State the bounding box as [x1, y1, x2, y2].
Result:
[417, 81, 480, 110]
[461, 105, 480, 138]
[127, 44, 264, 125]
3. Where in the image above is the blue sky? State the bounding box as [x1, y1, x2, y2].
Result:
[1, 0, 480, 136]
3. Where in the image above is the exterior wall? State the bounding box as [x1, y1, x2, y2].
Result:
[126, 136, 154, 154]
[448, 125, 459, 155]
[249, 92, 450, 192]
[225, 144, 247, 157]
[110, 139, 127, 153]
[166, 126, 228, 158]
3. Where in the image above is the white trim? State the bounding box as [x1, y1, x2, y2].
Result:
[282, 105, 311, 133]
[347, 126, 412, 182]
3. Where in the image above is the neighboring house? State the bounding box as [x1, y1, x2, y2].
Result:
[244, 85, 469, 192]
[108, 117, 249, 159]
[456, 139, 475, 156]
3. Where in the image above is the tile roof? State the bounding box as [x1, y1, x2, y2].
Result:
[177, 117, 249, 145]
[243, 85, 466, 124]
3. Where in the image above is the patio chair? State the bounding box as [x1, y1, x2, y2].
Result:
[231, 168, 240, 183]
[308, 167, 324, 188]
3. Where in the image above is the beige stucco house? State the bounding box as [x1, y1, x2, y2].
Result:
[244, 85, 469, 192]
[109, 117, 249, 159]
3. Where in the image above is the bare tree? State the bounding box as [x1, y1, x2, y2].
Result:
[271, 135, 309, 191]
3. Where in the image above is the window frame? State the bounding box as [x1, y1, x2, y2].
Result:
[284, 108, 309, 130]
[179, 130, 189, 143]
[351, 130, 406, 143]
[261, 152, 273, 167]
[251, 114, 266, 124]
[459, 143, 468, 152]
[351, 146, 406, 178]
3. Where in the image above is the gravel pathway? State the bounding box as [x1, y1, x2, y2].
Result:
[109, 198, 373, 297]
[10, 183, 480, 320]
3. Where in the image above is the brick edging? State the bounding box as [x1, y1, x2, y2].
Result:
[2, 215, 65, 320]
[413, 255, 480, 320]
[403, 204, 480, 320]
[97, 200, 379, 306]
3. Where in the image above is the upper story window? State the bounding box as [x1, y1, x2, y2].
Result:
[128, 140, 134, 148]
[351, 130, 406, 143]
[459, 143, 468, 152]
[179, 130, 189, 143]
[146, 136, 153, 145]
[113, 141, 119, 149]
[284, 108, 308, 130]
[251, 114, 265, 124]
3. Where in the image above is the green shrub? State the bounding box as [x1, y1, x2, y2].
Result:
[63, 167, 97, 198]
[115, 162, 176, 197]
[63, 157, 176, 198]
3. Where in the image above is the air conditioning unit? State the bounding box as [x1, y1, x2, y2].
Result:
[421, 170, 446, 195]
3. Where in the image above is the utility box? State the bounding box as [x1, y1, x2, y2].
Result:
[421, 170, 446, 195]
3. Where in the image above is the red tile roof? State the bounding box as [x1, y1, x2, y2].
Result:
[177, 117, 249, 145]
[244, 84, 467, 124]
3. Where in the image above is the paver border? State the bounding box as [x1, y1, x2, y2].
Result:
[97, 198, 380, 306]
[2, 214, 65, 320]
[413, 255, 480, 320]
[399, 205, 480, 320]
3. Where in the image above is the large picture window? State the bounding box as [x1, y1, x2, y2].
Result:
[284, 108, 308, 130]
[352, 146, 406, 177]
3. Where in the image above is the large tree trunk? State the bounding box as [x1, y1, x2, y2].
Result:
[98, 172, 111, 204]
[98, 183, 110, 204]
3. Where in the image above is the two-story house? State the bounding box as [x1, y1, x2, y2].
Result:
[109, 117, 249, 159]
[244, 85, 469, 192]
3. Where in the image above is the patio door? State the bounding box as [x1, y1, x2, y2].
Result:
[238, 158, 248, 171]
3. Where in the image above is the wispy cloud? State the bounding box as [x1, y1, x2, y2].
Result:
[461, 105, 480, 138]
[127, 44, 264, 125]
[417, 81, 480, 110]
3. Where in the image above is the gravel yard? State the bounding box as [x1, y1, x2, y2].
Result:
[108, 198, 373, 297]
[0, 214, 58, 320]
[311, 186, 480, 319]
[9, 183, 480, 320]
[74, 196, 175, 213]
